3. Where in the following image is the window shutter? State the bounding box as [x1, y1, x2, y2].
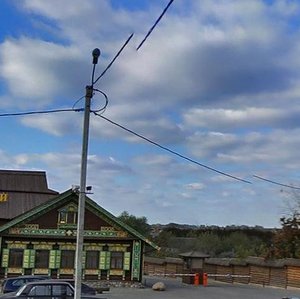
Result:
[55, 250, 61, 268]
[123, 252, 130, 270]
[1, 248, 9, 267]
[99, 251, 111, 270]
[106, 251, 111, 270]
[23, 249, 31, 268]
[99, 251, 106, 269]
[49, 250, 61, 269]
[82, 251, 86, 269]
[49, 250, 56, 269]
[29, 249, 35, 268]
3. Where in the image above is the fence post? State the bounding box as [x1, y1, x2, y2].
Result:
[194, 273, 200, 286]
[203, 273, 208, 287]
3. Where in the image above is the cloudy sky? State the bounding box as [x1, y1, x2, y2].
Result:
[1, 0, 300, 228]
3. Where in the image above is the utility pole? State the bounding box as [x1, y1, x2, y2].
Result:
[74, 49, 100, 299]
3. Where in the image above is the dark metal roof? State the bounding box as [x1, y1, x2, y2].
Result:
[144, 256, 184, 265]
[144, 256, 165, 265]
[179, 250, 210, 258]
[0, 169, 58, 220]
[165, 257, 184, 264]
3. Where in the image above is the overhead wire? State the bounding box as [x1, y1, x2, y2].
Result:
[2, 105, 300, 188]
[72, 95, 85, 110]
[93, 33, 134, 85]
[253, 175, 300, 190]
[93, 113, 251, 184]
[0, 107, 83, 117]
[0, 90, 109, 118]
[136, 0, 175, 51]
[91, 89, 108, 114]
[2, 1, 298, 189]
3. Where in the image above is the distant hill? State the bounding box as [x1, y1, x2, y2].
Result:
[151, 222, 275, 233]
[150, 223, 275, 240]
[150, 223, 276, 258]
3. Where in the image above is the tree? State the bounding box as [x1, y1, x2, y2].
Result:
[272, 216, 300, 258]
[118, 211, 151, 237]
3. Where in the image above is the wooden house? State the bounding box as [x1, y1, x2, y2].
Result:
[0, 170, 58, 226]
[0, 170, 158, 282]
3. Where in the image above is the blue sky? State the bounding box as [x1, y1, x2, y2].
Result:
[1, 0, 300, 227]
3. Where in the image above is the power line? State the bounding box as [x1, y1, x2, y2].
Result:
[93, 33, 134, 85]
[0, 107, 83, 117]
[92, 89, 108, 114]
[136, 0, 175, 51]
[94, 113, 251, 184]
[0, 89, 109, 118]
[253, 175, 300, 190]
[2, 105, 300, 189]
[72, 96, 85, 110]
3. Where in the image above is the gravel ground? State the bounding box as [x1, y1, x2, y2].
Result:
[103, 276, 300, 299]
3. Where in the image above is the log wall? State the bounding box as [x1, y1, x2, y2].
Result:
[287, 266, 300, 288]
[144, 256, 300, 289]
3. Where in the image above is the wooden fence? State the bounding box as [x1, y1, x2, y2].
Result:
[144, 256, 300, 289]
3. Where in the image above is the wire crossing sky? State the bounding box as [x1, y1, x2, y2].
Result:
[0, 0, 300, 227]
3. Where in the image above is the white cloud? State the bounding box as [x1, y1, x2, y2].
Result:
[185, 182, 205, 190]
[21, 112, 81, 136]
[183, 107, 300, 130]
[1, 0, 300, 227]
[0, 37, 87, 108]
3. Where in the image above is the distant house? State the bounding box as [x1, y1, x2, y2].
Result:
[0, 170, 158, 282]
[0, 170, 58, 225]
[179, 250, 210, 271]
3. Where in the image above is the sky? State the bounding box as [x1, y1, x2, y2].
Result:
[1, 0, 300, 228]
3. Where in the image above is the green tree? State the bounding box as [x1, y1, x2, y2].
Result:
[118, 211, 151, 237]
[195, 232, 222, 257]
[272, 216, 300, 258]
[153, 230, 176, 257]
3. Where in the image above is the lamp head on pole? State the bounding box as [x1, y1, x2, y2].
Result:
[92, 48, 101, 64]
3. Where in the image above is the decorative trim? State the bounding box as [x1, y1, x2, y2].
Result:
[8, 228, 128, 238]
[0, 189, 159, 250]
[84, 245, 103, 251]
[33, 244, 53, 250]
[84, 269, 99, 275]
[132, 240, 141, 281]
[25, 224, 39, 229]
[60, 244, 76, 250]
[33, 268, 49, 275]
[60, 269, 74, 275]
[7, 242, 27, 249]
[7, 268, 22, 274]
[109, 269, 123, 276]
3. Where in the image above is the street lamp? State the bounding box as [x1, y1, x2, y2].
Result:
[74, 49, 100, 299]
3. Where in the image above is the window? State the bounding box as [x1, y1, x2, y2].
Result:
[28, 285, 51, 296]
[35, 250, 49, 268]
[60, 250, 75, 269]
[8, 249, 23, 268]
[58, 205, 78, 225]
[67, 211, 76, 224]
[24, 284, 73, 298]
[110, 252, 123, 269]
[52, 285, 73, 297]
[86, 251, 99, 269]
[59, 211, 67, 224]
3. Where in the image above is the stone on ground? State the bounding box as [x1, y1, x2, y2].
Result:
[152, 281, 166, 291]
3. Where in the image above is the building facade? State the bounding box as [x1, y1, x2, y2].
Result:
[0, 170, 157, 282]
